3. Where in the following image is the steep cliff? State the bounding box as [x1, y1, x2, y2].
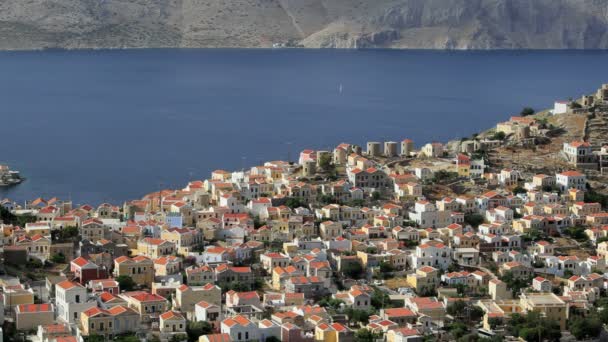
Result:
[1, 0, 607, 50]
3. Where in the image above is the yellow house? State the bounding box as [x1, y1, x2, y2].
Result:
[315, 322, 350, 342]
[137, 238, 176, 258]
[160, 310, 187, 334]
[80, 306, 140, 337]
[519, 293, 568, 330]
[175, 283, 222, 314]
[272, 266, 304, 290]
[120, 291, 168, 322]
[406, 266, 439, 293]
[114, 255, 155, 287]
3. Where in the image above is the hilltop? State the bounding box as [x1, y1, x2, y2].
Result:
[1, 0, 608, 50]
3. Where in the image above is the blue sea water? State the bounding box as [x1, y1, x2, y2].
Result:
[0, 49, 607, 205]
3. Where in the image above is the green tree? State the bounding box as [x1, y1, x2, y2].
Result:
[187, 321, 213, 342]
[512, 186, 527, 195]
[354, 329, 381, 342]
[447, 300, 466, 317]
[114, 334, 141, 342]
[285, 197, 306, 209]
[346, 309, 372, 324]
[520, 107, 535, 116]
[50, 253, 66, 264]
[371, 191, 381, 201]
[464, 213, 485, 228]
[342, 262, 363, 279]
[319, 153, 333, 172]
[491, 131, 506, 141]
[569, 315, 602, 340]
[116, 275, 136, 291]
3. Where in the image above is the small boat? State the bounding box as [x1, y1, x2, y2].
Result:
[338, 84, 343, 94]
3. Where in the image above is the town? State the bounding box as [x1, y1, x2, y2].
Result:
[1, 84, 608, 342]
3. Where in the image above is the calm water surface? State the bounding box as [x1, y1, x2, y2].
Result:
[0, 49, 607, 205]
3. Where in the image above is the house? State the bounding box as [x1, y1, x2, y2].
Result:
[499, 261, 532, 279]
[154, 255, 182, 277]
[71, 257, 107, 285]
[120, 291, 169, 322]
[175, 284, 222, 316]
[199, 334, 232, 342]
[404, 297, 446, 322]
[563, 141, 596, 167]
[519, 293, 568, 330]
[260, 252, 291, 272]
[81, 219, 109, 242]
[195, 300, 222, 325]
[406, 266, 439, 294]
[314, 322, 352, 342]
[532, 277, 552, 292]
[285, 276, 325, 299]
[160, 310, 187, 336]
[114, 255, 155, 287]
[556, 171, 587, 192]
[36, 323, 72, 342]
[15, 304, 55, 330]
[137, 238, 176, 258]
[215, 265, 255, 289]
[411, 240, 452, 270]
[221, 315, 259, 342]
[80, 306, 140, 337]
[186, 265, 215, 286]
[380, 308, 417, 325]
[89, 279, 120, 295]
[56, 280, 96, 324]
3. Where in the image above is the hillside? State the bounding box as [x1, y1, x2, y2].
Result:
[1, 0, 608, 50]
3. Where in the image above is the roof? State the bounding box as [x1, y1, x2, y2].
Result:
[160, 310, 185, 320]
[17, 304, 52, 313]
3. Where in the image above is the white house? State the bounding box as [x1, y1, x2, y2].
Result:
[56, 280, 96, 324]
[556, 171, 587, 192]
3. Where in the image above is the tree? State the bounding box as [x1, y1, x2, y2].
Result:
[187, 321, 213, 342]
[447, 300, 466, 317]
[512, 186, 527, 195]
[345, 308, 372, 324]
[354, 329, 381, 342]
[448, 322, 468, 340]
[520, 107, 535, 116]
[265, 337, 281, 342]
[491, 131, 506, 141]
[116, 275, 136, 291]
[569, 315, 602, 340]
[114, 334, 141, 342]
[319, 153, 333, 172]
[508, 311, 561, 342]
[50, 253, 66, 264]
[379, 261, 394, 274]
[342, 262, 363, 279]
[285, 197, 306, 209]
[563, 226, 588, 242]
[371, 191, 381, 201]
[464, 213, 484, 228]
[0, 206, 36, 227]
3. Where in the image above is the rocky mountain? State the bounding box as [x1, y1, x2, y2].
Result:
[1, 0, 607, 50]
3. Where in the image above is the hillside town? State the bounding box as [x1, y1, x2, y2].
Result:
[2, 84, 608, 342]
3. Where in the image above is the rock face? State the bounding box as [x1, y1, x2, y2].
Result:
[1, 0, 607, 50]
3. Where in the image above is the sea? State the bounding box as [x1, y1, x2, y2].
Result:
[1, 49, 607, 206]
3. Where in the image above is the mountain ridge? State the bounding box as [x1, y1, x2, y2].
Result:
[1, 0, 607, 50]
